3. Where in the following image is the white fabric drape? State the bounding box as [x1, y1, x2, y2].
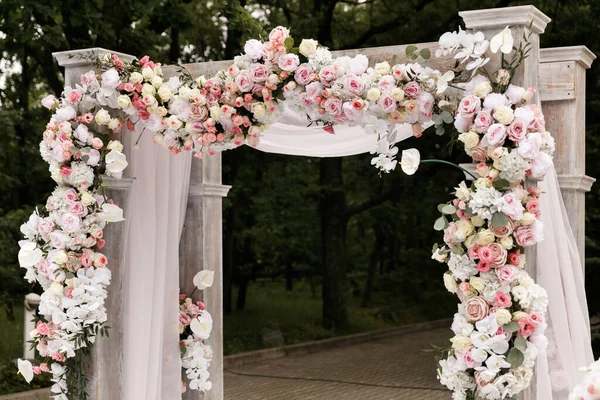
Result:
[122, 130, 192, 400]
[535, 167, 594, 397]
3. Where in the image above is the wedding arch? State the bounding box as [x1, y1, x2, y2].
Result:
[16, 4, 596, 400]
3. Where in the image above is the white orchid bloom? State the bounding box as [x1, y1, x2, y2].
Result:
[436, 71, 455, 94]
[190, 311, 213, 340]
[18, 241, 43, 268]
[100, 203, 125, 223]
[193, 270, 215, 290]
[483, 354, 511, 374]
[400, 148, 420, 175]
[17, 359, 34, 383]
[490, 27, 514, 54]
[105, 150, 128, 176]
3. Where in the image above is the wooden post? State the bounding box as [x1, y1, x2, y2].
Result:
[53, 48, 136, 400]
[460, 6, 550, 400]
[179, 154, 230, 400]
[539, 46, 596, 271]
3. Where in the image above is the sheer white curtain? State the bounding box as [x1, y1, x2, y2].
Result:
[122, 130, 192, 400]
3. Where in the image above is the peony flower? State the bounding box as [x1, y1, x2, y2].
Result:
[400, 148, 420, 175]
[101, 68, 121, 88]
[244, 39, 265, 60]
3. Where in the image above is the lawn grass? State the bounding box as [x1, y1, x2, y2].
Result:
[223, 279, 398, 355]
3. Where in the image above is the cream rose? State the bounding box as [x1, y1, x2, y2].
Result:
[459, 131, 480, 150]
[391, 87, 405, 102]
[432, 248, 448, 263]
[142, 83, 156, 96]
[95, 109, 111, 125]
[512, 311, 529, 321]
[455, 220, 475, 241]
[141, 66, 155, 80]
[450, 335, 472, 352]
[520, 212, 537, 226]
[107, 140, 124, 152]
[474, 81, 493, 98]
[130, 72, 143, 84]
[117, 95, 132, 109]
[299, 39, 318, 57]
[495, 309, 512, 325]
[374, 61, 391, 75]
[476, 229, 495, 246]
[443, 272, 458, 293]
[494, 105, 514, 125]
[470, 277, 485, 292]
[366, 88, 381, 101]
[158, 85, 174, 102]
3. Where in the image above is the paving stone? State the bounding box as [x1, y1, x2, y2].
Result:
[224, 327, 453, 399]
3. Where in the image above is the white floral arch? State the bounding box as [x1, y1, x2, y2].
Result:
[15, 5, 595, 400]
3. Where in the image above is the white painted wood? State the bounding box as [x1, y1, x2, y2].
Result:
[460, 6, 550, 400]
[540, 46, 596, 270]
[53, 51, 135, 400]
[180, 153, 230, 400]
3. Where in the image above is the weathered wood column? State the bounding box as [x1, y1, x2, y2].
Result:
[179, 154, 230, 400]
[539, 46, 596, 270]
[53, 48, 136, 400]
[460, 6, 551, 400]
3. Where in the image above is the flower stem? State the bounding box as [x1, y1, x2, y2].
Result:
[420, 159, 478, 180]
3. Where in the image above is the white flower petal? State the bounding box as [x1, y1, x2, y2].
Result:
[193, 270, 215, 290]
[400, 149, 421, 175]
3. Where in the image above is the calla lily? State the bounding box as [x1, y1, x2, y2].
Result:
[105, 150, 128, 175]
[17, 359, 34, 383]
[101, 203, 125, 223]
[193, 270, 215, 291]
[400, 149, 421, 175]
[490, 27, 514, 54]
[190, 312, 213, 340]
[18, 241, 43, 268]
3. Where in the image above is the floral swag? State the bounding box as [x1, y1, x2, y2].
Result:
[17, 24, 553, 400]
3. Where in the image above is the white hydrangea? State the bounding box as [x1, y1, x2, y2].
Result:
[469, 186, 505, 220]
[448, 253, 478, 281]
[496, 149, 530, 183]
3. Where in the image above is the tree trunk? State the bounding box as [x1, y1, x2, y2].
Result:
[362, 248, 378, 307]
[319, 157, 349, 330]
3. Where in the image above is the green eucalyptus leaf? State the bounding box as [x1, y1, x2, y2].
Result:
[436, 126, 445, 136]
[463, 207, 474, 217]
[284, 37, 294, 50]
[451, 246, 464, 255]
[492, 179, 511, 190]
[491, 212, 509, 228]
[406, 45, 417, 56]
[514, 335, 528, 352]
[442, 205, 456, 215]
[437, 204, 446, 213]
[434, 216, 448, 231]
[506, 348, 524, 368]
[503, 321, 520, 333]
[420, 48, 431, 59]
[441, 111, 454, 124]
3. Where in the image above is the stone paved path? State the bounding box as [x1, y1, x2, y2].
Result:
[224, 327, 452, 400]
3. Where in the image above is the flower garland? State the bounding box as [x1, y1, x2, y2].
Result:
[17, 24, 553, 400]
[569, 359, 600, 399]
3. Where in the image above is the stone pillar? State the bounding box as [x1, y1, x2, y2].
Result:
[460, 6, 551, 400]
[23, 293, 41, 360]
[539, 46, 596, 271]
[53, 48, 136, 400]
[180, 154, 231, 400]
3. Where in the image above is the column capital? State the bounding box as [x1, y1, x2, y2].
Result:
[53, 48, 136, 68]
[460, 6, 551, 34]
[558, 174, 596, 192]
[101, 176, 136, 191]
[540, 46, 596, 69]
[188, 183, 231, 198]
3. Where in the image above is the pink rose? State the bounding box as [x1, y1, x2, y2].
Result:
[278, 54, 300, 72]
[468, 245, 481, 260]
[294, 64, 313, 86]
[418, 92, 434, 118]
[514, 226, 537, 247]
[52, 352, 66, 362]
[462, 349, 481, 369]
[501, 193, 524, 221]
[473, 110, 493, 133]
[234, 71, 254, 93]
[189, 104, 209, 121]
[526, 198, 540, 218]
[477, 261, 491, 272]
[319, 66, 336, 85]
[39, 363, 49, 373]
[345, 75, 365, 96]
[507, 118, 527, 142]
[80, 71, 98, 86]
[508, 251, 520, 266]
[518, 318, 536, 337]
[491, 219, 514, 238]
[527, 312, 543, 325]
[80, 253, 93, 267]
[38, 218, 54, 236]
[324, 97, 343, 116]
[494, 291, 512, 308]
[458, 95, 481, 115]
[305, 82, 323, 101]
[495, 265, 518, 284]
[454, 114, 473, 133]
[470, 146, 488, 162]
[36, 321, 50, 336]
[179, 312, 192, 326]
[489, 243, 507, 267]
[60, 213, 81, 233]
[378, 76, 395, 93]
[94, 253, 108, 267]
[404, 82, 422, 99]
[69, 202, 87, 217]
[483, 123, 507, 146]
[478, 246, 494, 263]
[443, 222, 460, 246]
[378, 92, 397, 113]
[268, 26, 290, 45]
[525, 104, 545, 132]
[464, 296, 489, 322]
[249, 64, 270, 83]
[64, 188, 79, 203]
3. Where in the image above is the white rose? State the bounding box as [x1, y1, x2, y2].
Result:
[244, 39, 266, 60]
[151, 75, 163, 88]
[450, 335, 471, 352]
[391, 87, 405, 101]
[366, 88, 381, 101]
[494, 105, 514, 125]
[50, 282, 64, 296]
[374, 61, 391, 75]
[432, 248, 448, 263]
[54, 250, 68, 264]
[443, 272, 458, 293]
[158, 85, 174, 102]
[95, 109, 111, 125]
[521, 212, 537, 226]
[495, 309, 512, 325]
[178, 85, 191, 99]
[81, 192, 95, 206]
[474, 81, 493, 98]
[107, 118, 120, 131]
[251, 103, 267, 120]
[299, 39, 318, 57]
[499, 236, 513, 249]
[458, 131, 480, 150]
[142, 66, 155, 80]
[130, 72, 143, 84]
[117, 95, 132, 109]
[107, 140, 124, 152]
[142, 83, 156, 95]
[470, 277, 485, 292]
